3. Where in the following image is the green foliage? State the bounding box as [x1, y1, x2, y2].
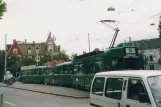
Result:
[52, 52, 69, 61]
[7, 55, 21, 76]
[21, 58, 36, 66]
[0, 50, 5, 81]
[71, 53, 77, 60]
[39, 54, 51, 65]
[39, 52, 70, 65]
[0, 0, 7, 19]
[7, 55, 20, 68]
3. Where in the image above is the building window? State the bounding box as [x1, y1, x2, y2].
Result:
[150, 55, 153, 61]
[150, 65, 155, 70]
[36, 47, 39, 54]
[13, 48, 17, 54]
[49, 49, 52, 52]
[36, 49, 39, 54]
[28, 50, 31, 54]
[28, 47, 31, 54]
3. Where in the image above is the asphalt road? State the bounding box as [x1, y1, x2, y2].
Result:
[0, 87, 90, 107]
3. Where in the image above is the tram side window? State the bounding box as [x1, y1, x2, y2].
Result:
[89, 63, 93, 73]
[105, 59, 110, 70]
[95, 61, 103, 73]
[105, 78, 123, 100]
[78, 64, 84, 74]
[68, 67, 73, 74]
[73, 65, 78, 74]
[65, 67, 72, 74]
[92, 77, 105, 96]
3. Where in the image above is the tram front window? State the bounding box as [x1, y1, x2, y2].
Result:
[125, 58, 140, 70]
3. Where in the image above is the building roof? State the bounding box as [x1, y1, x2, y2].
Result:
[56, 61, 72, 66]
[131, 38, 161, 50]
[46, 31, 55, 44]
[6, 40, 24, 58]
[95, 70, 161, 78]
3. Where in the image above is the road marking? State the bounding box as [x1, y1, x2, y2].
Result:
[4, 100, 16, 106]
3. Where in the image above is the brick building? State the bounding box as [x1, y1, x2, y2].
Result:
[7, 31, 60, 62]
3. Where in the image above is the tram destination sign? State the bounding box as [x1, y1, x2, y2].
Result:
[125, 48, 136, 56]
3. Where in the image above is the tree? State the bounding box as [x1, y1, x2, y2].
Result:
[7, 55, 21, 77]
[71, 53, 77, 60]
[0, 0, 7, 19]
[0, 50, 5, 81]
[39, 54, 51, 65]
[52, 52, 69, 61]
[21, 58, 36, 66]
[159, 17, 161, 38]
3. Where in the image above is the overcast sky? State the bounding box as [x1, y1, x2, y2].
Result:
[0, 0, 161, 55]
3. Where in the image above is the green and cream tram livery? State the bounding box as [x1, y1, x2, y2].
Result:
[21, 42, 141, 91]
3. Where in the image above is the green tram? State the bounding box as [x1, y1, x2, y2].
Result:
[51, 62, 73, 86]
[20, 43, 141, 91]
[21, 66, 51, 84]
[72, 43, 140, 90]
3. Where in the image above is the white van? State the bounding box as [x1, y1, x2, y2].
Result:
[90, 70, 161, 107]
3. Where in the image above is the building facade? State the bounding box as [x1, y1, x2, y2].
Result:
[7, 32, 60, 62]
[131, 38, 161, 70]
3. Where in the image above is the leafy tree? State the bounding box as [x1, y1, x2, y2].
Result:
[0, 50, 5, 81]
[21, 58, 36, 66]
[7, 55, 21, 77]
[0, 0, 7, 19]
[71, 53, 77, 60]
[52, 52, 69, 61]
[7, 55, 20, 68]
[39, 54, 51, 65]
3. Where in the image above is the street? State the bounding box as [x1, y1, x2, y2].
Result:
[1, 87, 90, 107]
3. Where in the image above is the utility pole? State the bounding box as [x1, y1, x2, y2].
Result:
[88, 33, 90, 52]
[129, 37, 131, 42]
[4, 33, 7, 77]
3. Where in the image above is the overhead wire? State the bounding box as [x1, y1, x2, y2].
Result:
[118, 0, 141, 14]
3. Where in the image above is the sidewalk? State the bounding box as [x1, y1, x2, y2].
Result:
[0, 83, 89, 99]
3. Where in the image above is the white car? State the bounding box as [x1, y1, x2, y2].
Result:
[90, 70, 161, 107]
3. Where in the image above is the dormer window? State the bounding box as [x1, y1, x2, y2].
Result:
[28, 47, 31, 54]
[13, 48, 17, 54]
[36, 47, 39, 54]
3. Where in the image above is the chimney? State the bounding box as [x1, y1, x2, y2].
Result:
[33, 41, 35, 44]
[13, 39, 16, 43]
[129, 37, 131, 42]
[25, 39, 27, 43]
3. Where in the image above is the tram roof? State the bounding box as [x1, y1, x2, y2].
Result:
[56, 61, 72, 67]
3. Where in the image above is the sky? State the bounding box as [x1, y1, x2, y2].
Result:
[0, 0, 161, 56]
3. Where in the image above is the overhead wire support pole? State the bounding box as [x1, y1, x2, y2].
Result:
[100, 20, 120, 48]
[88, 33, 90, 52]
[4, 34, 7, 78]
